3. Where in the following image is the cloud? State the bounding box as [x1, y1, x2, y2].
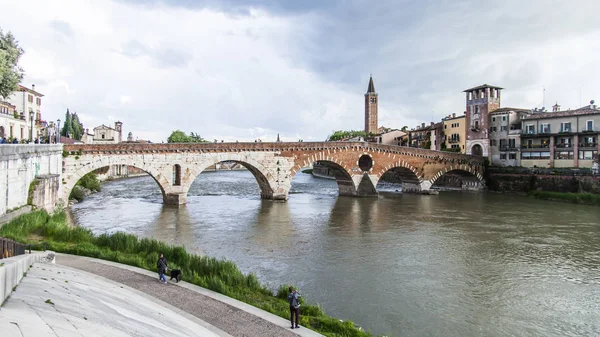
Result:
[1, 0, 599, 143]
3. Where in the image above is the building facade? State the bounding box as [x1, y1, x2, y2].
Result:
[6, 84, 45, 141]
[520, 104, 600, 169]
[489, 108, 530, 166]
[464, 84, 502, 157]
[442, 113, 466, 153]
[364, 76, 378, 134]
[373, 129, 406, 146]
[82, 121, 123, 144]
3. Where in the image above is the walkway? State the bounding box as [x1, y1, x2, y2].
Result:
[56, 254, 320, 337]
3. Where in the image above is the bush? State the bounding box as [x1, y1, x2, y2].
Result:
[69, 186, 86, 201]
[77, 173, 101, 192]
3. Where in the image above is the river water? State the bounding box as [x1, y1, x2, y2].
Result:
[70, 170, 600, 337]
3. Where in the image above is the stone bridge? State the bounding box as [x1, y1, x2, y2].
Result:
[62, 142, 485, 205]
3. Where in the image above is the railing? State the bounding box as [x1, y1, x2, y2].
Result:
[499, 145, 518, 151]
[521, 144, 550, 149]
[556, 143, 572, 148]
[0, 237, 28, 259]
[579, 142, 598, 148]
[448, 139, 460, 143]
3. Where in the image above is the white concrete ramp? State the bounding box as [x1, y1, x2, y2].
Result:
[0, 262, 223, 337]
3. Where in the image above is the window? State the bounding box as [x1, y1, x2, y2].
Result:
[560, 122, 571, 133]
[540, 123, 550, 133]
[475, 106, 480, 114]
[526, 125, 535, 134]
[101, 134, 105, 139]
[509, 139, 516, 148]
[491, 126, 497, 132]
[28, 95, 33, 103]
[492, 117, 496, 122]
[555, 151, 574, 160]
[586, 120, 594, 131]
[36, 98, 41, 105]
[501, 126, 507, 132]
[499, 139, 507, 148]
[521, 152, 531, 159]
[579, 150, 597, 160]
[21, 127, 24, 139]
[10, 125, 13, 137]
[444, 124, 447, 129]
[509, 153, 516, 160]
[475, 120, 479, 129]
[500, 153, 507, 160]
[502, 116, 507, 122]
[173, 164, 182, 185]
[480, 91, 484, 98]
[491, 139, 497, 146]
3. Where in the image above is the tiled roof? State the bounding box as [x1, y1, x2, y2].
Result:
[522, 107, 600, 120]
[463, 84, 503, 92]
[490, 107, 530, 115]
[18, 85, 44, 97]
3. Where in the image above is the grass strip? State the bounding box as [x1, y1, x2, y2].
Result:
[0, 210, 377, 337]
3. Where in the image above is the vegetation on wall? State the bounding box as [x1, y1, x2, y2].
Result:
[0, 211, 377, 337]
[69, 172, 102, 201]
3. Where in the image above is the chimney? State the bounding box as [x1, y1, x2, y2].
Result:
[32, 84, 35, 91]
[452, 113, 456, 118]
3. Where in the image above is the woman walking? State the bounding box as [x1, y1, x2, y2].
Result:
[157, 253, 168, 284]
[288, 286, 301, 329]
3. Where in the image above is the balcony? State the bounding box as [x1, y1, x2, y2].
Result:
[448, 139, 460, 144]
[579, 142, 598, 148]
[521, 144, 550, 149]
[556, 143, 573, 148]
[499, 145, 519, 152]
[581, 127, 600, 133]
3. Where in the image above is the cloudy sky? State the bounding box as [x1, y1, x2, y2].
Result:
[1, 0, 599, 142]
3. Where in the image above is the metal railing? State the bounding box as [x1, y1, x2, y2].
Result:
[579, 142, 598, 148]
[521, 144, 550, 149]
[0, 237, 29, 259]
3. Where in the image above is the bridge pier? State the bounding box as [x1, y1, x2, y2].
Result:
[164, 193, 187, 205]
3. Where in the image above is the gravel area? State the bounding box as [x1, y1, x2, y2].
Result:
[57, 255, 300, 337]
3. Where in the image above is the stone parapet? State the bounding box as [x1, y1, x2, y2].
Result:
[0, 251, 53, 306]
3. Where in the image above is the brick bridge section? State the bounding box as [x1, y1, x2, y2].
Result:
[62, 142, 485, 205]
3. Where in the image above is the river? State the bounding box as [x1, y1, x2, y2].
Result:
[70, 170, 600, 337]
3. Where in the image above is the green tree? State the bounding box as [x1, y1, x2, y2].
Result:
[71, 112, 84, 140]
[167, 130, 208, 143]
[0, 28, 24, 99]
[401, 126, 408, 131]
[327, 130, 373, 141]
[61, 109, 74, 137]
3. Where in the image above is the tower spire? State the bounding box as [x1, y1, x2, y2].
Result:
[367, 75, 375, 93]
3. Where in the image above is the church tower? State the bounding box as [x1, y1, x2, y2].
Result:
[364, 76, 378, 134]
[463, 84, 502, 157]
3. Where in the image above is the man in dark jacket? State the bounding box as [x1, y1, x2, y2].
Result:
[157, 253, 168, 284]
[287, 286, 301, 329]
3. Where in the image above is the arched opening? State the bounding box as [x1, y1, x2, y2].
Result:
[431, 169, 483, 191]
[471, 144, 483, 156]
[376, 167, 421, 194]
[64, 164, 167, 206]
[173, 164, 181, 186]
[188, 160, 274, 200]
[291, 161, 355, 196]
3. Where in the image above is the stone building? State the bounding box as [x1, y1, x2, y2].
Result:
[489, 108, 530, 166]
[373, 129, 406, 146]
[464, 84, 502, 157]
[441, 113, 466, 153]
[364, 76, 378, 134]
[2, 84, 46, 142]
[81, 121, 123, 144]
[520, 102, 600, 168]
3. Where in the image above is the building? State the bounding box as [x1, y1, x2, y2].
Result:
[488, 108, 530, 166]
[464, 84, 502, 157]
[373, 129, 406, 146]
[520, 102, 600, 169]
[364, 76, 378, 134]
[407, 123, 433, 149]
[6, 84, 45, 140]
[441, 113, 466, 153]
[81, 121, 123, 144]
[429, 122, 443, 151]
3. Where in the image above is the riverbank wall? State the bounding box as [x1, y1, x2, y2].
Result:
[0, 145, 63, 219]
[487, 167, 600, 194]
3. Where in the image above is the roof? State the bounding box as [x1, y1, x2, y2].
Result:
[463, 84, 503, 92]
[490, 107, 531, 115]
[18, 85, 44, 97]
[442, 114, 466, 121]
[366, 76, 376, 93]
[93, 124, 116, 131]
[0, 101, 16, 109]
[60, 136, 82, 144]
[522, 107, 600, 120]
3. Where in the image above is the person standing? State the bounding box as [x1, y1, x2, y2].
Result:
[288, 286, 301, 329]
[157, 253, 168, 284]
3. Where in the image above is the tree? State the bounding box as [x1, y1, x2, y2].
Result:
[401, 126, 408, 132]
[0, 28, 24, 99]
[61, 109, 74, 137]
[71, 112, 84, 140]
[327, 130, 373, 141]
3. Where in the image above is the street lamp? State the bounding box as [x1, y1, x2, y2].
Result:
[29, 111, 34, 142]
[56, 119, 61, 143]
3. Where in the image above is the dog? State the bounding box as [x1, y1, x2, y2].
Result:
[169, 269, 182, 283]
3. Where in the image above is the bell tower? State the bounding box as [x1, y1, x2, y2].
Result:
[364, 75, 378, 134]
[463, 84, 502, 157]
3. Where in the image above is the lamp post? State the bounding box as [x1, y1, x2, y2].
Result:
[56, 119, 61, 143]
[29, 111, 34, 142]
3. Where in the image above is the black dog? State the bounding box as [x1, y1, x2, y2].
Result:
[169, 269, 182, 283]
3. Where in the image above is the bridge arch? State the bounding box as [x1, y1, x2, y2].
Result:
[62, 157, 170, 204]
[183, 154, 277, 200]
[374, 163, 423, 193]
[429, 167, 484, 191]
[289, 151, 357, 196]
